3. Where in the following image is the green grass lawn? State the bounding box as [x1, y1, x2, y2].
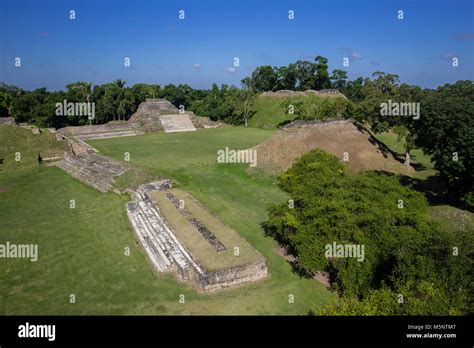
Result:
[248, 97, 294, 129]
[0, 125, 67, 172]
[0, 127, 333, 315]
[374, 132, 436, 179]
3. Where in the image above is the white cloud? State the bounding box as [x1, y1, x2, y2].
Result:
[193, 63, 201, 69]
[226, 67, 236, 73]
[351, 52, 363, 60]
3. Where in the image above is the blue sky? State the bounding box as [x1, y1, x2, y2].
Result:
[0, 0, 473, 91]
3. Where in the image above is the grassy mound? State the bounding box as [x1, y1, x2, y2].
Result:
[248, 95, 350, 129]
[248, 96, 295, 129]
[0, 125, 67, 172]
[251, 119, 414, 175]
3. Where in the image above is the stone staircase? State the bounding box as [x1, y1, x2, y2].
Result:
[57, 153, 129, 193]
[58, 122, 144, 141]
[159, 114, 197, 133]
[70, 141, 89, 155]
[126, 181, 205, 279]
[74, 129, 145, 141]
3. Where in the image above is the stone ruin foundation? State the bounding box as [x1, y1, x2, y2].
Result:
[57, 98, 218, 140]
[126, 181, 268, 292]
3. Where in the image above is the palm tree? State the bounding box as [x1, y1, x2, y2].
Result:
[112, 79, 127, 120]
[147, 84, 160, 99]
[1, 93, 13, 117]
[71, 82, 94, 124]
[113, 79, 126, 89]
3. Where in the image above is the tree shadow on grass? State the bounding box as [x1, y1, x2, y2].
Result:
[398, 173, 453, 206]
[276, 118, 297, 128]
[372, 170, 462, 208]
[355, 122, 429, 171]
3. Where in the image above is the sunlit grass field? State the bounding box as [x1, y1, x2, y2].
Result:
[0, 127, 333, 315]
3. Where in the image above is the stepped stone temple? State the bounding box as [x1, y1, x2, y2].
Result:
[50, 99, 264, 291]
[128, 99, 218, 133]
[52, 117, 266, 291]
[58, 99, 218, 140]
[126, 181, 267, 291]
[55, 99, 218, 194]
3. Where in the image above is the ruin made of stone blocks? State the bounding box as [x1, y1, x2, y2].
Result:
[260, 89, 347, 99]
[57, 152, 130, 193]
[58, 122, 144, 141]
[129, 99, 218, 133]
[56, 99, 218, 140]
[0, 117, 15, 126]
[126, 181, 267, 291]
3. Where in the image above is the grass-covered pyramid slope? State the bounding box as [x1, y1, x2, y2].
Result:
[0, 125, 67, 172]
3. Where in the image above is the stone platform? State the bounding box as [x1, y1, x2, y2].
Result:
[126, 181, 267, 291]
[57, 153, 129, 192]
[58, 122, 144, 141]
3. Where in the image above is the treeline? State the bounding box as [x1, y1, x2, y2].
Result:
[348, 76, 474, 210]
[0, 55, 383, 127]
[0, 80, 208, 128]
[265, 150, 473, 315]
[1, 55, 472, 206]
[239, 54, 381, 101]
[244, 64, 473, 208]
[0, 79, 257, 128]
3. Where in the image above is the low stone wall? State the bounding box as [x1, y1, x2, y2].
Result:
[0, 117, 15, 125]
[165, 192, 226, 252]
[195, 258, 267, 292]
[188, 113, 219, 129]
[260, 89, 347, 99]
[59, 123, 133, 135]
[282, 117, 349, 129]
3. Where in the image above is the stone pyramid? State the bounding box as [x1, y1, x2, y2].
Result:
[129, 99, 197, 133]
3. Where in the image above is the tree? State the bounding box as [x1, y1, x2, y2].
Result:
[249, 66, 278, 92]
[68, 82, 93, 124]
[330, 69, 348, 90]
[233, 88, 255, 127]
[343, 77, 364, 101]
[274, 64, 298, 90]
[117, 90, 136, 121]
[113, 79, 126, 89]
[314, 55, 330, 89]
[265, 149, 472, 314]
[266, 150, 434, 296]
[147, 84, 160, 99]
[414, 81, 474, 208]
[393, 125, 415, 167]
[1, 93, 13, 117]
[100, 84, 121, 121]
[316, 281, 465, 315]
[295, 60, 317, 90]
